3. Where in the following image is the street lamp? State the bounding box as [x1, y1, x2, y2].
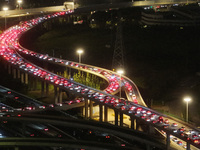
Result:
[183, 97, 191, 122]
[3, 7, 8, 30]
[77, 49, 83, 63]
[117, 69, 124, 98]
[17, 0, 22, 10]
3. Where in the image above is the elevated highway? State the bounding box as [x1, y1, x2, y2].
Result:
[0, 0, 198, 19]
[0, 6, 200, 150]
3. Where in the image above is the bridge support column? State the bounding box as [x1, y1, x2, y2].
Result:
[4, 62, 7, 70]
[148, 124, 155, 134]
[186, 142, 190, 150]
[28, 76, 33, 90]
[14, 147, 19, 150]
[17, 69, 20, 79]
[69, 68, 71, 78]
[104, 106, 108, 122]
[166, 132, 170, 150]
[58, 88, 62, 103]
[22, 122, 26, 136]
[8, 64, 11, 74]
[25, 73, 28, 84]
[46, 82, 49, 96]
[64, 70, 68, 78]
[99, 104, 103, 122]
[120, 112, 123, 127]
[136, 119, 140, 130]
[54, 86, 58, 104]
[13, 68, 16, 79]
[130, 116, 136, 130]
[41, 81, 45, 97]
[115, 111, 118, 126]
[33, 78, 38, 91]
[21, 73, 24, 83]
[85, 98, 88, 118]
[89, 100, 93, 119]
[146, 145, 151, 150]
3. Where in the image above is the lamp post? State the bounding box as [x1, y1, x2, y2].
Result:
[184, 97, 191, 122]
[17, 0, 22, 10]
[3, 7, 8, 30]
[77, 49, 83, 63]
[117, 69, 124, 98]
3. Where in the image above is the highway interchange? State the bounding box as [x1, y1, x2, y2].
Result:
[0, 3, 200, 150]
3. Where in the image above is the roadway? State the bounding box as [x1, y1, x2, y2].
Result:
[0, 85, 145, 149]
[0, 6, 65, 18]
[0, 6, 200, 150]
[0, 0, 198, 19]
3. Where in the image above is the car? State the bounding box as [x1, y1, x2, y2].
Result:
[191, 134, 198, 140]
[164, 119, 169, 124]
[172, 129, 177, 133]
[172, 138, 178, 142]
[178, 128, 185, 133]
[183, 144, 188, 149]
[158, 116, 163, 123]
[163, 125, 169, 128]
[193, 139, 200, 144]
[171, 123, 178, 127]
[150, 114, 157, 120]
[177, 141, 183, 146]
[135, 107, 142, 114]
[145, 118, 151, 122]
[146, 111, 151, 115]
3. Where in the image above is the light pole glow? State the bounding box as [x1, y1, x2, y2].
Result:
[17, 0, 22, 10]
[77, 49, 83, 63]
[117, 69, 124, 98]
[184, 97, 191, 122]
[3, 7, 8, 30]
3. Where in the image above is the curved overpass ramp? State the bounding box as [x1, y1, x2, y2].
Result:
[0, 9, 200, 150]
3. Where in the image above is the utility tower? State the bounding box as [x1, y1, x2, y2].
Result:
[112, 19, 125, 71]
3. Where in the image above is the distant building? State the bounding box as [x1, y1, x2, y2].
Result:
[141, 4, 200, 27]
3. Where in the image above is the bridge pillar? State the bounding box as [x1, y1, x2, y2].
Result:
[28, 76, 33, 90]
[8, 64, 11, 74]
[54, 86, 58, 104]
[99, 104, 103, 122]
[120, 112, 123, 127]
[25, 73, 28, 84]
[58, 88, 62, 103]
[14, 147, 19, 150]
[104, 106, 108, 122]
[146, 145, 151, 150]
[22, 122, 26, 136]
[64, 70, 68, 78]
[136, 119, 140, 130]
[13, 68, 16, 79]
[166, 132, 170, 150]
[68, 67, 71, 78]
[148, 124, 155, 134]
[46, 82, 49, 96]
[41, 81, 45, 97]
[33, 78, 38, 91]
[21, 72, 24, 83]
[130, 116, 136, 130]
[4, 62, 7, 70]
[186, 142, 190, 150]
[17, 69, 20, 79]
[115, 111, 118, 126]
[89, 100, 93, 119]
[85, 98, 88, 118]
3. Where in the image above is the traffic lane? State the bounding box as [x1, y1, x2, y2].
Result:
[0, 6, 65, 18]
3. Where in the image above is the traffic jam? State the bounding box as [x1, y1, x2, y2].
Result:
[0, 9, 200, 149]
